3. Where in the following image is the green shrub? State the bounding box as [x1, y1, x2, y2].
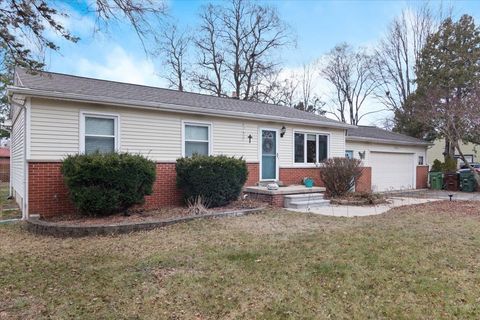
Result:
[320, 157, 364, 197]
[431, 159, 443, 172]
[442, 156, 457, 173]
[61, 152, 156, 216]
[176, 155, 248, 207]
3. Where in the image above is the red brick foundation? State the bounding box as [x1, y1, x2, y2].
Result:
[356, 167, 372, 192]
[246, 163, 259, 186]
[279, 167, 324, 186]
[246, 193, 285, 207]
[29, 162, 77, 217]
[416, 165, 429, 189]
[28, 161, 261, 218]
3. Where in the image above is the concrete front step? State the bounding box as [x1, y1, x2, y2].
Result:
[284, 193, 329, 209]
[285, 199, 331, 209]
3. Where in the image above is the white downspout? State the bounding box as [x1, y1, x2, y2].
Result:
[22, 99, 30, 220]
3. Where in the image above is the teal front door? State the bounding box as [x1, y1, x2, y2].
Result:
[261, 129, 277, 180]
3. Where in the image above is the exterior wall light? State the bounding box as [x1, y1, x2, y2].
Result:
[358, 151, 366, 160]
[280, 125, 286, 137]
[248, 134, 253, 143]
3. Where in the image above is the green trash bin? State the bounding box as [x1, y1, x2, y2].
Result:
[459, 171, 477, 192]
[429, 172, 443, 190]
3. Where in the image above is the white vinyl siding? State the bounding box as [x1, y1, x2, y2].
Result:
[345, 140, 427, 167]
[346, 140, 428, 191]
[11, 104, 25, 206]
[29, 98, 347, 164]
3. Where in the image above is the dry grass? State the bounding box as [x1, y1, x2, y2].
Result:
[1, 201, 480, 319]
[0, 183, 20, 220]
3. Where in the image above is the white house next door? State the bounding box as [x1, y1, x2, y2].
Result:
[261, 129, 278, 181]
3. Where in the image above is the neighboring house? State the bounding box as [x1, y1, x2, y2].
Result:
[0, 147, 10, 182]
[428, 138, 479, 166]
[346, 126, 431, 192]
[8, 68, 430, 219]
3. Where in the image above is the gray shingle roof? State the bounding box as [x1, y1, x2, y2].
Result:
[13, 68, 348, 128]
[347, 126, 430, 145]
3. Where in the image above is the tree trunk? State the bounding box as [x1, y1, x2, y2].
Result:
[444, 138, 455, 160]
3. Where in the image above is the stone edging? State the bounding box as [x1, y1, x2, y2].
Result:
[25, 207, 266, 238]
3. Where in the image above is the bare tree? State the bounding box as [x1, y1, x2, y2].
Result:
[92, 0, 167, 51]
[192, 4, 225, 96]
[321, 43, 379, 125]
[156, 23, 190, 91]
[192, 0, 292, 100]
[373, 4, 446, 112]
[414, 87, 480, 183]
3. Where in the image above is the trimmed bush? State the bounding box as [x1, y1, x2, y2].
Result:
[431, 159, 443, 172]
[320, 157, 364, 197]
[61, 152, 156, 216]
[176, 155, 248, 207]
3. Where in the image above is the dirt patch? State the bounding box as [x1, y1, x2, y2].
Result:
[386, 200, 480, 218]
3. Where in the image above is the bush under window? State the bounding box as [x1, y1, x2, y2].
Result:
[61, 152, 156, 216]
[320, 157, 364, 197]
[176, 155, 248, 207]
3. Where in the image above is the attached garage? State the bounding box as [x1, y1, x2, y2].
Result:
[370, 152, 415, 191]
[346, 126, 431, 192]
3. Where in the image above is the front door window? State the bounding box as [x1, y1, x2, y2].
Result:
[261, 130, 277, 180]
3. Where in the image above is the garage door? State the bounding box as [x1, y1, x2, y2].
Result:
[370, 152, 415, 191]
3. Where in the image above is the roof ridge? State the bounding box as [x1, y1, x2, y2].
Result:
[16, 67, 331, 119]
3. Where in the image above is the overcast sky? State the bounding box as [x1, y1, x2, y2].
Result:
[44, 0, 480, 125]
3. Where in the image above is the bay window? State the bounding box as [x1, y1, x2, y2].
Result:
[183, 122, 211, 157]
[294, 132, 329, 164]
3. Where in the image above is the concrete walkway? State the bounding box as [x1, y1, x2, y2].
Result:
[386, 189, 480, 201]
[287, 197, 441, 217]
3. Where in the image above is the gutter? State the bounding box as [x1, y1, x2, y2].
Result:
[346, 135, 432, 147]
[6, 86, 354, 130]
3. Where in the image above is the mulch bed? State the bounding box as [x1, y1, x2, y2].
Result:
[329, 192, 389, 206]
[41, 199, 266, 226]
[26, 199, 268, 238]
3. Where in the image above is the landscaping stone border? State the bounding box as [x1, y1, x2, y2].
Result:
[25, 207, 266, 238]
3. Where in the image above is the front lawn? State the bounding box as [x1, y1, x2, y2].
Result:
[1, 201, 480, 319]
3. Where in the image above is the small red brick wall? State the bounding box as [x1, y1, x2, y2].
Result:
[246, 163, 259, 186]
[355, 167, 372, 192]
[246, 193, 285, 207]
[416, 165, 429, 189]
[29, 162, 77, 217]
[279, 167, 324, 187]
[28, 161, 261, 218]
[29, 162, 184, 217]
[140, 163, 183, 210]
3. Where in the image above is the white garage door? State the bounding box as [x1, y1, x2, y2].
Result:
[370, 152, 415, 191]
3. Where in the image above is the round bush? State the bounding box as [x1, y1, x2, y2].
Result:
[176, 155, 248, 207]
[61, 152, 156, 216]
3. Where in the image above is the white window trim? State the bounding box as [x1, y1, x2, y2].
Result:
[181, 120, 213, 157]
[79, 111, 120, 154]
[292, 130, 331, 167]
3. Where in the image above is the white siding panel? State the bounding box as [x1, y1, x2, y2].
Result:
[30, 99, 79, 160]
[11, 104, 25, 205]
[345, 140, 427, 167]
[29, 98, 347, 165]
